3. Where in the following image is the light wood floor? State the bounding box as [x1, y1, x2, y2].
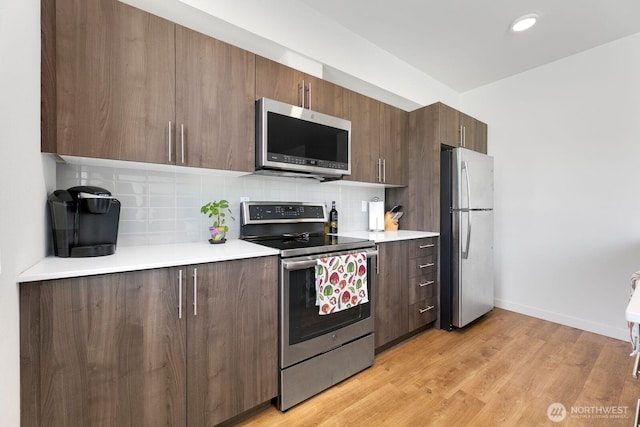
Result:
[238, 308, 640, 426]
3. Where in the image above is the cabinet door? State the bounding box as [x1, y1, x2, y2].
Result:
[380, 103, 407, 185]
[375, 241, 409, 348]
[461, 113, 488, 154]
[52, 0, 175, 163]
[305, 74, 348, 118]
[255, 57, 347, 117]
[187, 257, 278, 426]
[176, 26, 255, 171]
[437, 103, 462, 148]
[29, 269, 186, 427]
[345, 91, 381, 183]
[392, 105, 440, 232]
[255, 56, 305, 106]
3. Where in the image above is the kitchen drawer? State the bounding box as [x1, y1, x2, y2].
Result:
[409, 297, 437, 330]
[408, 275, 436, 304]
[408, 254, 436, 278]
[408, 238, 437, 259]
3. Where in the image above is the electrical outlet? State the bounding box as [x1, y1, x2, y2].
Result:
[240, 197, 250, 203]
[361, 201, 368, 212]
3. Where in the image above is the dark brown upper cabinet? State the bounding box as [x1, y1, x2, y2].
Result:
[436, 103, 487, 154]
[255, 56, 348, 118]
[175, 26, 255, 171]
[380, 103, 408, 186]
[345, 90, 407, 186]
[42, 0, 256, 172]
[42, 0, 175, 164]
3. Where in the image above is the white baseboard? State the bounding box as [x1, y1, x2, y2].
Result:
[494, 298, 629, 342]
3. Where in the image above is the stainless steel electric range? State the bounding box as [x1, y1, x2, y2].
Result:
[240, 201, 377, 411]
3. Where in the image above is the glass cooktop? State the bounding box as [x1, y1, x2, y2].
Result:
[249, 234, 373, 257]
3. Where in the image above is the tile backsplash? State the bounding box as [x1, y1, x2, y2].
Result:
[56, 162, 385, 246]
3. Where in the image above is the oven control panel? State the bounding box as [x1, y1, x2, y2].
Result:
[241, 202, 326, 224]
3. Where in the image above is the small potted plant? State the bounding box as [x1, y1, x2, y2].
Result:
[200, 199, 235, 243]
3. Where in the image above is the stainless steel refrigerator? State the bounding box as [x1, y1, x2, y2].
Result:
[440, 147, 494, 330]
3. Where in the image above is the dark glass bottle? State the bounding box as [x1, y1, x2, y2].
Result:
[329, 201, 338, 234]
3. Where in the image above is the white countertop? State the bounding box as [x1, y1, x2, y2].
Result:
[18, 240, 279, 283]
[18, 231, 439, 283]
[626, 289, 640, 323]
[338, 230, 439, 243]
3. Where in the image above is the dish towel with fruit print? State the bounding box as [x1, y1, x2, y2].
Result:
[315, 252, 368, 315]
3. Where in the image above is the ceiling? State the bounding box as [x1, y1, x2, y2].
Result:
[297, 0, 640, 92]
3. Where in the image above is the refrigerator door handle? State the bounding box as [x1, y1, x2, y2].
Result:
[462, 210, 471, 259]
[462, 160, 471, 210]
[462, 161, 472, 259]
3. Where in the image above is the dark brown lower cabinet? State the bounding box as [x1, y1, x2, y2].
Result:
[20, 256, 278, 427]
[187, 259, 278, 426]
[375, 241, 408, 348]
[375, 238, 439, 351]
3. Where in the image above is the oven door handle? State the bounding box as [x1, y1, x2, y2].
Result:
[282, 249, 378, 271]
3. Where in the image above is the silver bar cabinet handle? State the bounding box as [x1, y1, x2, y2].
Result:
[301, 79, 305, 109]
[299, 82, 304, 108]
[180, 123, 185, 164]
[193, 268, 197, 316]
[419, 244, 435, 249]
[382, 158, 386, 183]
[307, 82, 312, 110]
[419, 263, 435, 269]
[459, 125, 464, 147]
[178, 269, 183, 319]
[419, 280, 435, 287]
[168, 121, 173, 163]
[419, 306, 435, 314]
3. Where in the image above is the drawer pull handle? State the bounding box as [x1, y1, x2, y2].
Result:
[419, 306, 435, 314]
[419, 263, 435, 269]
[419, 244, 435, 249]
[419, 280, 435, 287]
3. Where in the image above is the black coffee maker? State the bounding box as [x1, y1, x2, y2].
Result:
[48, 186, 121, 257]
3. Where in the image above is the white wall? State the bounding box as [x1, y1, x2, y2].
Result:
[0, 1, 52, 425]
[461, 33, 640, 340]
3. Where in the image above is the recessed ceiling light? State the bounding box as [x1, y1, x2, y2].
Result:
[511, 13, 539, 32]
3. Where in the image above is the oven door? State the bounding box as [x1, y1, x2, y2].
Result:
[280, 247, 377, 368]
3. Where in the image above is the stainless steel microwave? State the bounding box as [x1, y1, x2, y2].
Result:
[255, 97, 351, 181]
